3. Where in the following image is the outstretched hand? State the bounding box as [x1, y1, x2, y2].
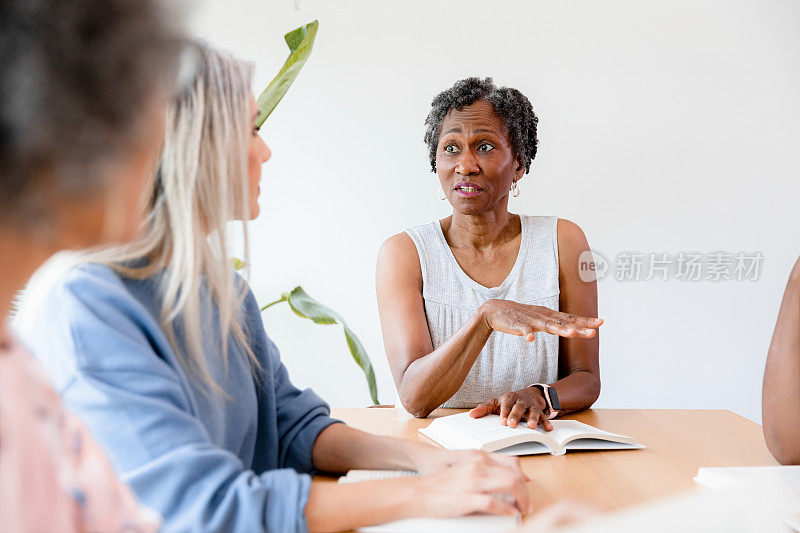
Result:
[470, 387, 554, 431]
[480, 299, 603, 342]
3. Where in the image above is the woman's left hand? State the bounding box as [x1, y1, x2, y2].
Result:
[469, 387, 553, 431]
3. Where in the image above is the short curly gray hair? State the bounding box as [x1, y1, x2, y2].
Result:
[423, 77, 539, 174]
[0, 0, 186, 226]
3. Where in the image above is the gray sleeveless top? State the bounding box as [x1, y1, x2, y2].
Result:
[405, 215, 560, 408]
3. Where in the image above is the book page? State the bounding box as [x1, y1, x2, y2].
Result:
[419, 413, 543, 451]
[495, 441, 552, 455]
[438, 413, 539, 445]
[563, 439, 642, 451]
[433, 414, 632, 444]
[420, 413, 642, 455]
[547, 420, 629, 445]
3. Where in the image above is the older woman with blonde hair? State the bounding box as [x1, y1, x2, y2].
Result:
[18, 44, 531, 532]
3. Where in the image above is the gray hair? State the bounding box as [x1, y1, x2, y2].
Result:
[0, 0, 185, 228]
[423, 77, 539, 174]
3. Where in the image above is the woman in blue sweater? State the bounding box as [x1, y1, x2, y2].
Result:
[17, 44, 529, 532]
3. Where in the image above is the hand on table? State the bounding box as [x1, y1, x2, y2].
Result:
[480, 299, 602, 342]
[411, 449, 531, 517]
[470, 387, 554, 431]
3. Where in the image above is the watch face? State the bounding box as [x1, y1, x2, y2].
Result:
[547, 388, 561, 411]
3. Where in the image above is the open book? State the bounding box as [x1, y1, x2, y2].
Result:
[419, 412, 644, 456]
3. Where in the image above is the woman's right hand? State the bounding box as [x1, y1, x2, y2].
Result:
[412, 450, 531, 517]
[479, 299, 603, 342]
[306, 448, 529, 531]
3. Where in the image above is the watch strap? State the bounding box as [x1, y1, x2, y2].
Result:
[530, 383, 559, 419]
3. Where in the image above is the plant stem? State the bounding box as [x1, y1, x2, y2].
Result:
[260, 296, 286, 312]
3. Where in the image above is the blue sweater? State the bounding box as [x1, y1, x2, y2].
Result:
[18, 263, 340, 532]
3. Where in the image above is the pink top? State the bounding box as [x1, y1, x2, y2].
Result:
[0, 333, 160, 532]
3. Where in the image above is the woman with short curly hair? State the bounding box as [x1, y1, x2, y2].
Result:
[377, 77, 603, 426]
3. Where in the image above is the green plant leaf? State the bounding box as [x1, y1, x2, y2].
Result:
[256, 20, 318, 127]
[282, 286, 379, 405]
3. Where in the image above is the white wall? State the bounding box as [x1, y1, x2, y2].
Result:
[192, 0, 800, 422]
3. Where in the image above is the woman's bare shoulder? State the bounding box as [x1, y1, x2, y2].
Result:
[556, 218, 588, 241]
[556, 218, 592, 274]
[377, 232, 422, 284]
[556, 218, 590, 251]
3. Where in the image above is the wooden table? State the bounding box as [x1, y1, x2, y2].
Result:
[322, 407, 777, 515]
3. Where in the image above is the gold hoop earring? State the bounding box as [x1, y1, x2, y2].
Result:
[511, 180, 520, 198]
